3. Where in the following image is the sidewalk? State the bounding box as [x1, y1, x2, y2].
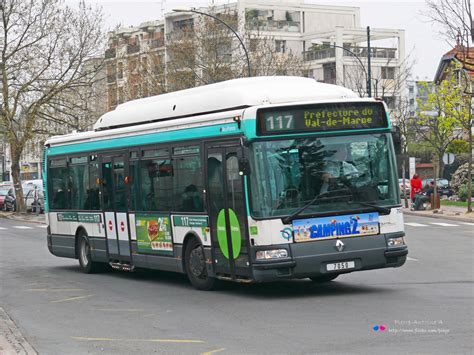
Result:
[0, 211, 46, 224]
[402, 205, 474, 223]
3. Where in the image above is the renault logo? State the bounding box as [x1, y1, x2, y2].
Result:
[335, 239, 345, 252]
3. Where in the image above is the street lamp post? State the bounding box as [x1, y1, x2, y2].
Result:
[331, 43, 371, 97]
[172, 7, 252, 78]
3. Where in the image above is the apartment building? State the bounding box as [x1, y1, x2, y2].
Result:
[407, 79, 435, 117]
[104, 0, 405, 111]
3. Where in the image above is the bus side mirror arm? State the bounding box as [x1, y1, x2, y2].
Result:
[391, 126, 402, 155]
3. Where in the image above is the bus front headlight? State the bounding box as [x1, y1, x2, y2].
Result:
[256, 249, 288, 260]
[387, 237, 405, 247]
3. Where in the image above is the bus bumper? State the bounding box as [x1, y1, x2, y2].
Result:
[251, 232, 407, 282]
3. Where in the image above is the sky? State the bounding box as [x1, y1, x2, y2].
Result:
[74, 0, 452, 80]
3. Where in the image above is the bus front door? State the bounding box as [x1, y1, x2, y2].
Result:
[101, 154, 131, 263]
[206, 144, 251, 280]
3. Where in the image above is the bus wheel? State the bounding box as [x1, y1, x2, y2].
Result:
[309, 274, 339, 283]
[184, 238, 215, 290]
[78, 232, 101, 273]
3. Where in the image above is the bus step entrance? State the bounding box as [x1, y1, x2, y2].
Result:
[109, 261, 134, 272]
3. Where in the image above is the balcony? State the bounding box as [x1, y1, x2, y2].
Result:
[127, 44, 140, 54]
[247, 19, 300, 32]
[343, 46, 397, 59]
[303, 48, 335, 61]
[303, 46, 397, 62]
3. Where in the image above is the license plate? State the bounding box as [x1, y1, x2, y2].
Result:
[326, 261, 355, 271]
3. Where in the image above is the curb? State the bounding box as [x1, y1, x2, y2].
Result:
[0, 307, 38, 355]
[0, 213, 46, 225]
[402, 210, 474, 223]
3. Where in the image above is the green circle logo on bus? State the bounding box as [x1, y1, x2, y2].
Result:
[217, 209, 241, 259]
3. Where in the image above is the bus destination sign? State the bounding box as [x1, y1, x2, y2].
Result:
[257, 102, 387, 135]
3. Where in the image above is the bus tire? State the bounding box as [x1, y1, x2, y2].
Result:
[309, 274, 339, 283]
[78, 232, 101, 274]
[184, 238, 215, 291]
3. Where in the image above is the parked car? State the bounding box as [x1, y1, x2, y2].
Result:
[22, 179, 43, 190]
[421, 178, 453, 197]
[4, 187, 45, 213]
[398, 178, 411, 197]
[0, 185, 14, 211]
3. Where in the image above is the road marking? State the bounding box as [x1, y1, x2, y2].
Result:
[404, 223, 428, 227]
[12, 226, 32, 229]
[71, 336, 204, 343]
[0, 227, 7, 230]
[460, 222, 474, 226]
[429, 222, 459, 227]
[51, 294, 94, 303]
[37, 225, 48, 228]
[201, 348, 227, 355]
[28, 288, 84, 292]
[407, 257, 419, 261]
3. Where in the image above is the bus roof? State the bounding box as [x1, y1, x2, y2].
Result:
[93, 76, 358, 131]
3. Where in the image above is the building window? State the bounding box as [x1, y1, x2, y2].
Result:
[381, 66, 395, 79]
[173, 18, 194, 32]
[275, 40, 286, 53]
[117, 62, 124, 79]
[323, 63, 336, 84]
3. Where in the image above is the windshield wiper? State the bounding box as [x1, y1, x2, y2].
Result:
[282, 188, 352, 224]
[348, 201, 391, 214]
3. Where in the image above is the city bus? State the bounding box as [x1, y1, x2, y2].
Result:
[44, 76, 407, 290]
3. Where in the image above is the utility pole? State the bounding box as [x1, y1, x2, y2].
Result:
[367, 26, 372, 98]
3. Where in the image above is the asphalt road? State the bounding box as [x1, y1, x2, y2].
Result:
[0, 215, 473, 355]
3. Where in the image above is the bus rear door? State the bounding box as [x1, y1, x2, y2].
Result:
[101, 153, 132, 264]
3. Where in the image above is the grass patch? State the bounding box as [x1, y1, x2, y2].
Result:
[441, 200, 468, 207]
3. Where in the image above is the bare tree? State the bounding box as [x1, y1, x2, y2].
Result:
[0, 0, 105, 211]
[426, 0, 473, 212]
[165, 8, 306, 91]
[246, 28, 306, 77]
[119, 49, 167, 101]
[343, 51, 415, 104]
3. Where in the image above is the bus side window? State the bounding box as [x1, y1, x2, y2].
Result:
[138, 158, 173, 212]
[49, 162, 69, 210]
[86, 161, 100, 210]
[174, 155, 203, 212]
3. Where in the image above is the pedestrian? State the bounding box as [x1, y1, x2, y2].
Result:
[410, 173, 422, 210]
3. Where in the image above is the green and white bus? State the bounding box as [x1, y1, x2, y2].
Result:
[44, 77, 407, 290]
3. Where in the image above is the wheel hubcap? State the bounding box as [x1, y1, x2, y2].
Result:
[80, 239, 89, 266]
[189, 247, 205, 278]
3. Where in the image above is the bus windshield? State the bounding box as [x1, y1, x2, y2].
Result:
[249, 133, 399, 218]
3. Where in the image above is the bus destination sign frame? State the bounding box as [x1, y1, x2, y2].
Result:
[257, 101, 388, 136]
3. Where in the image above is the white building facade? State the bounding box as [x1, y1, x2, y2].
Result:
[105, 0, 406, 110]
